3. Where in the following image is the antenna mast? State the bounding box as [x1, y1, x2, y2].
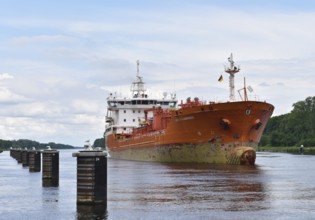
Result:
[137, 60, 140, 76]
[225, 53, 240, 101]
[131, 60, 146, 98]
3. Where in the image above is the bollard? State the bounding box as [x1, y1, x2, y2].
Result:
[28, 149, 41, 172]
[72, 150, 107, 205]
[42, 148, 59, 187]
[22, 149, 30, 167]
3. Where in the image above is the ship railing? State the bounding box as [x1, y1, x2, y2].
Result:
[179, 100, 207, 108]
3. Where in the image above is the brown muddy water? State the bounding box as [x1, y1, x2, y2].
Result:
[0, 150, 314, 220]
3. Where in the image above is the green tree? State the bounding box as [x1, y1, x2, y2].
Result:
[93, 138, 105, 149]
[261, 96, 315, 147]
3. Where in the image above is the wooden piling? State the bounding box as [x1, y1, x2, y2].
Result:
[42, 149, 59, 187]
[29, 150, 41, 172]
[72, 150, 107, 205]
[16, 149, 22, 164]
[22, 149, 30, 167]
[10, 149, 16, 160]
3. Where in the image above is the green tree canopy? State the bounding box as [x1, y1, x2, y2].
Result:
[261, 96, 315, 147]
[93, 138, 105, 149]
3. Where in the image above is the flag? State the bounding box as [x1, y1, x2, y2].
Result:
[247, 86, 253, 93]
[218, 74, 223, 82]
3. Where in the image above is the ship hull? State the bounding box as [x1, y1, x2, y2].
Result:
[106, 101, 274, 165]
[109, 143, 257, 165]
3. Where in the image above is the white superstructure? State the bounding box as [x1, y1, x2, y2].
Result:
[104, 61, 177, 137]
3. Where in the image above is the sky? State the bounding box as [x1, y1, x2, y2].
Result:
[1, 0, 315, 146]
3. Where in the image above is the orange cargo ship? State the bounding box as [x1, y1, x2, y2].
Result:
[104, 55, 274, 165]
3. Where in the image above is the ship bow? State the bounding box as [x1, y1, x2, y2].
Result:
[229, 146, 256, 165]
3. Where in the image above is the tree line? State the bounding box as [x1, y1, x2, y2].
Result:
[260, 96, 315, 147]
[0, 138, 105, 151]
[93, 138, 105, 148]
[0, 139, 75, 151]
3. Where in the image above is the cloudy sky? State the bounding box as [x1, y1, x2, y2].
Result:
[1, 0, 315, 146]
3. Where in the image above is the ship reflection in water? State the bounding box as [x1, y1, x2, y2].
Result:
[108, 153, 315, 219]
[108, 160, 270, 219]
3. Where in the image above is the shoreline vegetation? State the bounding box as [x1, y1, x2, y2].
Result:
[0, 138, 105, 151]
[260, 96, 315, 148]
[0, 139, 75, 151]
[258, 146, 315, 154]
[257, 96, 315, 155]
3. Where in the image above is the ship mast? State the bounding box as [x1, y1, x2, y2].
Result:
[131, 60, 146, 98]
[225, 53, 240, 101]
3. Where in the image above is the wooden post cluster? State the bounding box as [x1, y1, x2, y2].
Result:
[10, 148, 60, 186]
[9, 147, 109, 210]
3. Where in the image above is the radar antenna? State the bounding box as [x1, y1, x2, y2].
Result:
[225, 53, 240, 101]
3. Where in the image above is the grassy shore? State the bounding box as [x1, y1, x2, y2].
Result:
[258, 146, 315, 154]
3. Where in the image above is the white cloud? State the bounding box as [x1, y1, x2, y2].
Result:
[71, 99, 102, 114]
[69, 114, 102, 125]
[0, 116, 60, 140]
[1, 1, 315, 145]
[0, 87, 29, 104]
[0, 73, 14, 80]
